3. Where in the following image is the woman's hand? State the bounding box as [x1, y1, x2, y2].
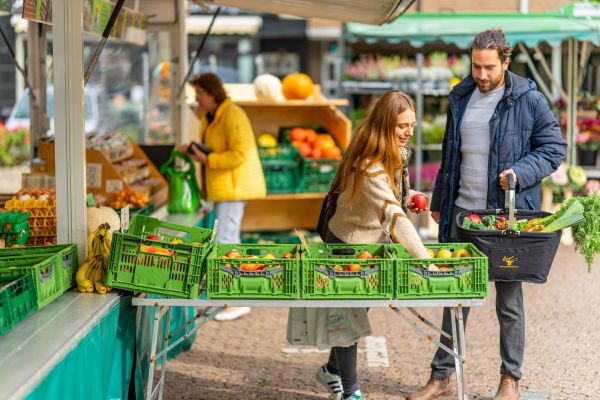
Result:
[177, 143, 207, 164]
[408, 191, 428, 214]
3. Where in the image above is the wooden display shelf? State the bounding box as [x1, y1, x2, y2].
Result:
[224, 83, 351, 148]
[222, 84, 349, 232]
[241, 193, 325, 231]
[34, 141, 168, 207]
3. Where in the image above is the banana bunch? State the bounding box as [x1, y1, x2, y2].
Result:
[76, 223, 113, 293]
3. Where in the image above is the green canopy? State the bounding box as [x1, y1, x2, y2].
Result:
[346, 9, 600, 48]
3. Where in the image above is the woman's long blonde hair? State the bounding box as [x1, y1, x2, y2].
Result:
[333, 91, 415, 201]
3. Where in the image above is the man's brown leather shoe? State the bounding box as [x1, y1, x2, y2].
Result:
[493, 374, 520, 400]
[406, 374, 455, 400]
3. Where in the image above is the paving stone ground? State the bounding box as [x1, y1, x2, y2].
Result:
[163, 244, 600, 400]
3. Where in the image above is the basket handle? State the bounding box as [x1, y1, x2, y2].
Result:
[331, 248, 355, 256]
[504, 173, 516, 231]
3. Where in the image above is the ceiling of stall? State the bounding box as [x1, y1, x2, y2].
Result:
[127, 0, 416, 25]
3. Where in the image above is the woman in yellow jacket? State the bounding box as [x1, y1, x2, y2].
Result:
[186, 73, 266, 320]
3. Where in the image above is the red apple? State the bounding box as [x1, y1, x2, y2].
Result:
[146, 235, 160, 241]
[410, 193, 428, 211]
[225, 249, 240, 258]
[466, 213, 482, 224]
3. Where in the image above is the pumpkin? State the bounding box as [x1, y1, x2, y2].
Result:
[87, 206, 120, 234]
[253, 74, 283, 101]
[281, 73, 314, 100]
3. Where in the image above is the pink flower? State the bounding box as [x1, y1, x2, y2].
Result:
[576, 132, 590, 144]
[586, 179, 600, 195]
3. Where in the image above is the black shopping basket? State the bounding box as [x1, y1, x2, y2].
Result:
[456, 175, 561, 283]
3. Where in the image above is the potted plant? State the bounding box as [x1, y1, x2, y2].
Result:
[576, 118, 600, 166]
[576, 131, 600, 166]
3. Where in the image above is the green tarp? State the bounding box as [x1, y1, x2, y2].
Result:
[346, 9, 600, 48]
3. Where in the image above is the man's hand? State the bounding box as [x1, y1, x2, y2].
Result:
[431, 211, 440, 224]
[499, 169, 518, 191]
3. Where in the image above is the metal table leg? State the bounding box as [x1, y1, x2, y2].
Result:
[450, 307, 465, 399]
[456, 305, 468, 399]
[146, 304, 162, 400]
[157, 306, 173, 400]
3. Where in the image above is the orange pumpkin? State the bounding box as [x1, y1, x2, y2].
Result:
[282, 73, 314, 100]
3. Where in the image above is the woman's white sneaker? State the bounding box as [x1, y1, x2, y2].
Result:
[315, 365, 343, 400]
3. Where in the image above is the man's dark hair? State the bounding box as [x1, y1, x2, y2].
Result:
[190, 73, 227, 104]
[470, 28, 512, 63]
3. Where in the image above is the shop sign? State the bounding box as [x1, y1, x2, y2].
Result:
[22, 0, 147, 45]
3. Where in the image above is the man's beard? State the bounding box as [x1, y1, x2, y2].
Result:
[477, 73, 504, 93]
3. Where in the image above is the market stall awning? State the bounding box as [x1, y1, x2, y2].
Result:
[204, 0, 415, 25]
[346, 10, 600, 48]
[186, 15, 262, 35]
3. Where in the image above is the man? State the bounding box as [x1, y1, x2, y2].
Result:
[407, 29, 567, 400]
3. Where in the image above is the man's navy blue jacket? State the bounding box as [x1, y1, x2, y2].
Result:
[430, 70, 567, 242]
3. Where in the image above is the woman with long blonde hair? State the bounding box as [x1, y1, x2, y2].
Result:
[315, 91, 432, 400]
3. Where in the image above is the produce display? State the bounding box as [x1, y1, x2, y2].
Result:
[460, 195, 600, 271]
[4, 188, 57, 245]
[76, 223, 113, 293]
[287, 128, 342, 160]
[36, 134, 168, 208]
[109, 187, 150, 209]
[281, 73, 314, 100]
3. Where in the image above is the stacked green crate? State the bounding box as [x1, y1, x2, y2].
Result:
[279, 126, 340, 193]
[259, 144, 300, 194]
[206, 244, 301, 299]
[0, 273, 37, 336]
[0, 244, 78, 290]
[0, 252, 69, 309]
[106, 215, 213, 299]
[302, 244, 394, 299]
[389, 243, 488, 299]
[0, 211, 30, 245]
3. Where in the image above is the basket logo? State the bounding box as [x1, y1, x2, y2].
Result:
[500, 256, 519, 269]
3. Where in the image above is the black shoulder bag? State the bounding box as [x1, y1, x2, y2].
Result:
[316, 183, 339, 241]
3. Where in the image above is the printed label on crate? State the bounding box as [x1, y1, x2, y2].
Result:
[105, 179, 124, 193]
[120, 205, 129, 232]
[86, 163, 102, 188]
[319, 165, 334, 174]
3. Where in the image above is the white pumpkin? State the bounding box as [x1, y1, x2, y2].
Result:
[87, 206, 121, 234]
[253, 74, 283, 101]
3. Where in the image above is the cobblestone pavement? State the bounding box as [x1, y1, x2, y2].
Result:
[164, 244, 600, 399]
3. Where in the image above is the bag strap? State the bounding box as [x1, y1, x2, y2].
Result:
[160, 150, 197, 179]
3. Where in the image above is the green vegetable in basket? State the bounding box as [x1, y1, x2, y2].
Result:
[571, 194, 600, 273]
[541, 200, 585, 233]
[461, 215, 496, 231]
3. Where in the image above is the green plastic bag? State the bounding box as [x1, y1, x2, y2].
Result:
[160, 150, 201, 214]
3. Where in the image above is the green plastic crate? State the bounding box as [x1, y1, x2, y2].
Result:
[390, 243, 488, 299]
[0, 244, 78, 290]
[0, 273, 37, 336]
[300, 157, 339, 179]
[299, 174, 335, 193]
[302, 244, 394, 299]
[206, 244, 300, 299]
[259, 144, 299, 161]
[262, 159, 300, 194]
[0, 211, 30, 245]
[106, 215, 213, 299]
[0, 253, 67, 309]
